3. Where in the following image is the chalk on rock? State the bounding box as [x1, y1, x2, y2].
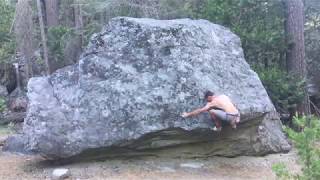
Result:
[52, 168, 70, 180]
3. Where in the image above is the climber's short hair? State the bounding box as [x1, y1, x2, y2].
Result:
[204, 90, 214, 100]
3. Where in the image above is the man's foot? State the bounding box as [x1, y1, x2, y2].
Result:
[235, 116, 240, 123]
[211, 126, 222, 132]
[230, 120, 237, 129]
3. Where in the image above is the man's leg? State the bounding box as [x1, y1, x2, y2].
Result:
[228, 115, 240, 129]
[209, 112, 222, 131]
[211, 109, 240, 129]
[230, 117, 237, 129]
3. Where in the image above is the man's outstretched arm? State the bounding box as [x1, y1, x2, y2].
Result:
[181, 104, 210, 118]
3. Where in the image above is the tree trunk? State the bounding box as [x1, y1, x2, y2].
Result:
[59, 0, 75, 27]
[62, 1, 83, 64]
[44, 0, 59, 27]
[285, 0, 310, 115]
[74, 2, 83, 52]
[14, 0, 34, 81]
[36, 0, 51, 75]
[60, 0, 82, 65]
[43, 0, 61, 72]
[13, 63, 21, 92]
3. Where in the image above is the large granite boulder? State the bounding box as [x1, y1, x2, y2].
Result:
[14, 17, 290, 159]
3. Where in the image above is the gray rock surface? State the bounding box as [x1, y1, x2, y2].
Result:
[180, 162, 204, 169]
[11, 17, 290, 159]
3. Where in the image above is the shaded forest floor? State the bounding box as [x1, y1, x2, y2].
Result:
[0, 126, 301, 180]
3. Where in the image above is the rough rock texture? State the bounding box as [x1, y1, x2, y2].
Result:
[15, 17, 290, 159]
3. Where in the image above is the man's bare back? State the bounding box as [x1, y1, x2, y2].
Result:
[206, 95, 238, 114]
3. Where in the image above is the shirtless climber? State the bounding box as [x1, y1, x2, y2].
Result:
[181, 91, 240, 131]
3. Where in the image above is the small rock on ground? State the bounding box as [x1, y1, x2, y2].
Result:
[52, 168, 70, 180]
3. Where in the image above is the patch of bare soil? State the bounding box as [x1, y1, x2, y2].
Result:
[0, 136, 301, 180]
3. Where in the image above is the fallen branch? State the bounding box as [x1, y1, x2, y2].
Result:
[310, 100, 320, 117]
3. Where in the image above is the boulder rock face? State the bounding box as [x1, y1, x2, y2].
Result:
[21, 17, 290, 159]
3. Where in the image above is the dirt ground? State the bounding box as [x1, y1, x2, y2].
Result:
[0, 132, 301, 180]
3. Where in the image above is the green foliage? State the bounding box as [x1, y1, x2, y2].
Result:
[192, 0, 286, 68]
[82, 22, 102, 47]
[285, 116, 320, 179]
[47, 26, 74, 62]
[0, 0, 15, 63]
[0, 97, 6, 113]
[272, 162, 294, 180]
[257, 67, 305, 114]
[273, 116, 320, 179]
